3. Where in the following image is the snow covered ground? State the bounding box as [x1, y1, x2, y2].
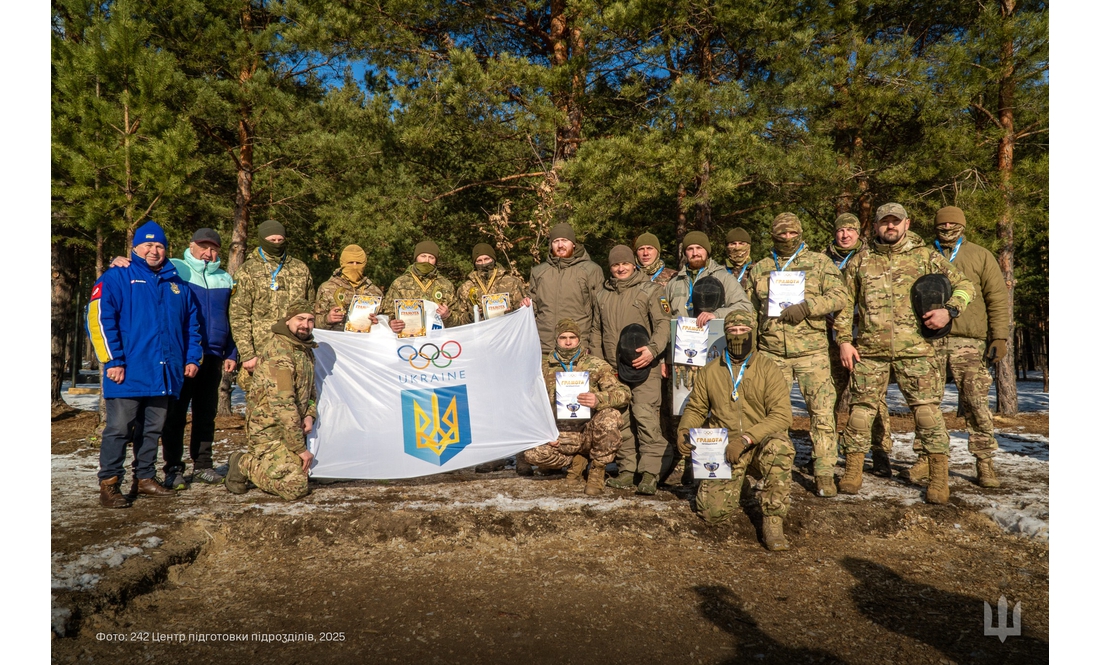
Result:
[60, 373, 247, 412]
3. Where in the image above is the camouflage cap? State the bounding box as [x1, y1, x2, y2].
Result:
[555, 318, 582, 338]
[771, 212, 802, 235]
[875, 203, 907, 223]
[723, 309, 755, 331]
[934, 206, 966, 228]
[284, 300, 313, 321]
[633, 232, 660, 253]
[834, 213, 860, 231]
[726, 227, 751, 244]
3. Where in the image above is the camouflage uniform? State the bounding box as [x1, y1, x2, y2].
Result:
[240, 328, 317, 501]
[679, 350, 795, 524]
[745, 246, 848, 477]
[524, 349, 631, 469]
[639, 258, 677, 287]
[929, 232, 1010, 463]
[836, 233, 975, 457]
[451, 267, 528, 326]
[379, 267, 458, 326]
[824, 238, 892, 454]
[229, 247, 316, 388]
[312, 270, 384, 331]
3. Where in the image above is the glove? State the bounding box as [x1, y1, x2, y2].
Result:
[676, 429, 695, 457]
[987, 339, 1007, 364]
[725, 435, 749, 464]
[778, 301, 811, 325]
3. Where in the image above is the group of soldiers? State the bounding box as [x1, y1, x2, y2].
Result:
[88, 203, 1009, 553]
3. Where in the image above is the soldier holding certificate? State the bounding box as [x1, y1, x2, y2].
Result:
[313, 244, 384, 331]
[744, 212, 848, 498]
[380, 240, 457, 334]
[452, 243, 530, 325]
[676, 310, 795, 551]
[524, 319, 632, 496]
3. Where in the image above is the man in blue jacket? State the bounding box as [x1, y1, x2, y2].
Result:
[87, 221, 203, 507]
[163, 228, 238, 487]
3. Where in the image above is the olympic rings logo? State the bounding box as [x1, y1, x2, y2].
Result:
[397, 340, 463, 370]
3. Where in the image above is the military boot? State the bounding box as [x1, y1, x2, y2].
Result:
[761, 516, 789, 551]
[870, 450, 892, 478]
[814, 474, 837, 498]
[99, 477, 130, 509]
[636, 471, 658, 496]
[925, 453, 951, 504]
[132, 477, 176, 498]
[563, 455, 588, 487]
[514, 452, 534, 477]
[838, 452, 864, 495]
[606, 470, 636, 490]
[904, 454, 930, 484]
[225, 451, 249, 495]
[976, 458, 1000, 488]
[584, 463, 606, 496]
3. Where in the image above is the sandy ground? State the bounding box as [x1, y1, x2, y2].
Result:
[51, 389, 1049, 664]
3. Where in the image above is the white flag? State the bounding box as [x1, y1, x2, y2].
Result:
[307, 307, 558, 479]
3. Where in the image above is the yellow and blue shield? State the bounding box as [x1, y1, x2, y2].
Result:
[401, 385, 472, 465]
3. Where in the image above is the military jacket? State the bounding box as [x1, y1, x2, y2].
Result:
[665, 258, 752, 319]
[379, 267, 458, 326]
[451, 267, 528, 325]
[248, 329, 318, 454]
[313, 271, 384, 331]
[542, 350, 631, 412]
[823, 239, 870, 342]
[745, 247, 847, 358]
[836, 233, 975, 359]
[679, 352, 793, 445]
[933, 237, 1010, 342]
[591, 270, 671, 366]
[229, 248, 316, 363]
[529, 245, 604, 354]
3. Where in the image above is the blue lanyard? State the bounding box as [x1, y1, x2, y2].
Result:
[724, 351, 751, 401]
[554, 349, 582, 372]
[772, 243, 805, 271]
[258, 248, 287, 290]
[729, 262, 750, 281]
[647, 261, 665, 282]
[686, 268, 703, 314]
[934, 237, 963, 263]
[837, 250, 856, 270]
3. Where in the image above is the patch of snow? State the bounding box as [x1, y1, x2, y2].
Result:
[141, 536, 163, 549]
[61, 380, 246, 412]
[393, 493, 671, 513]
[51, 599, 71, 637]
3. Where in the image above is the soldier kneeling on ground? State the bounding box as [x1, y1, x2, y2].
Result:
[523, 319, 632, 495]
[676, 310, 796, 551]
[226, 303, 317, 501]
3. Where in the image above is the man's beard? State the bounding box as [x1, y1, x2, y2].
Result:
[687, 255, 707, 270]
[294, 329, 312, 341]
[554, 247, 574, 258]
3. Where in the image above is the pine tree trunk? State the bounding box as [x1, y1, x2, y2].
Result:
[51, 242, 77, 408]
[994, 0, 1019, 416]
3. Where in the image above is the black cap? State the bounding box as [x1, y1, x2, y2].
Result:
[692, 276, 725, 313]
[911, 273, 953, 340]
[192, 228, 222, 247]
[617, 324, 652, 384]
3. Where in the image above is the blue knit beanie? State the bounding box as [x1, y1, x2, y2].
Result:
[133, 220, 168, 247]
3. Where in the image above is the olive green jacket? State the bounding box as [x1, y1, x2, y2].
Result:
[592, 269, 671, 366]
[678, 352, 792, 445]
[529, 245, 604, 354]
[934, 237, 1011, 342]
[313, 271, 384, 331]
